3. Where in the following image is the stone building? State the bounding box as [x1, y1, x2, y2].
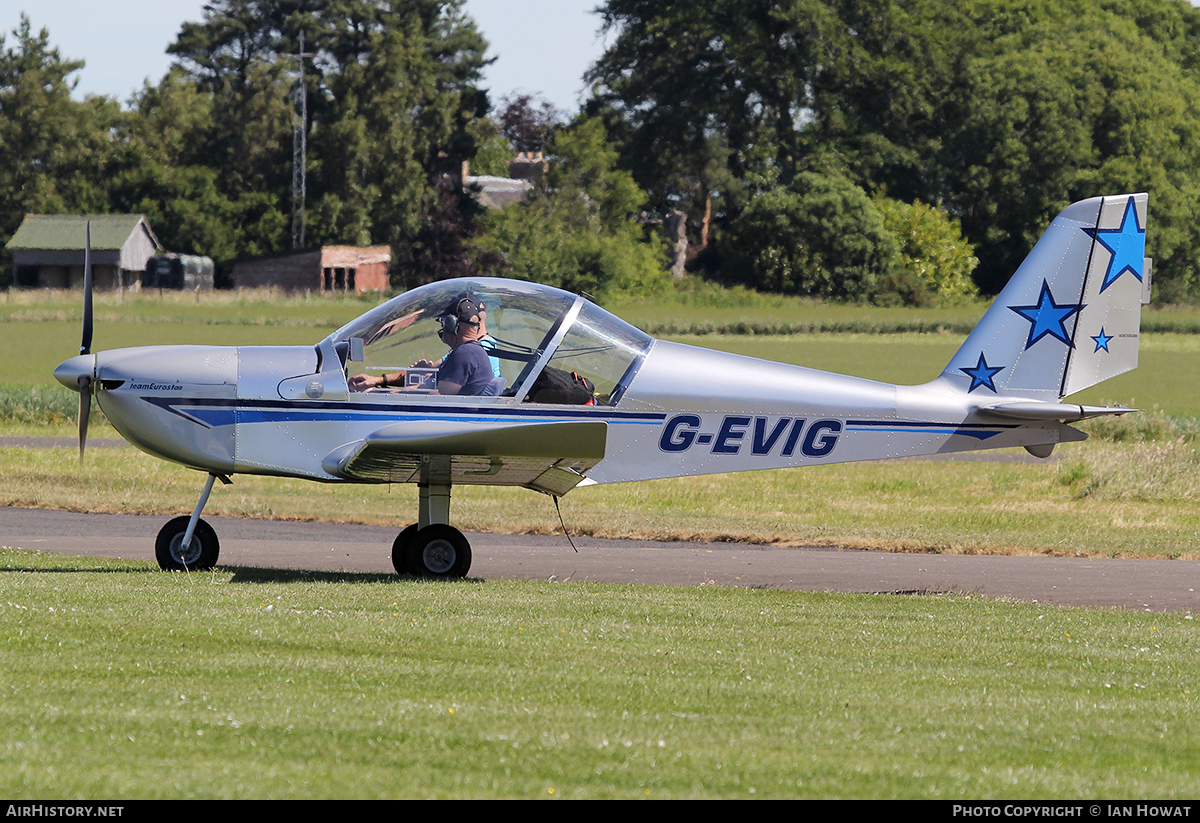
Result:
[232, 245, 391, 293]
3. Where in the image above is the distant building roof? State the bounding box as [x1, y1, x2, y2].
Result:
[6, 214, 161, 252]
[465, 175, 534, 209]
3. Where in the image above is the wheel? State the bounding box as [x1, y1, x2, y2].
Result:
[155, 516, 220, 571]
[391, 524, 419, 575]
[405, 525, 472, 579]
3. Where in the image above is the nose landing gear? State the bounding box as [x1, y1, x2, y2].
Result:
[155, 474, 228, 571]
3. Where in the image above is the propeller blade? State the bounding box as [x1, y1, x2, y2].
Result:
[80, 221, 93, 356]
[77, 375, 91, 463]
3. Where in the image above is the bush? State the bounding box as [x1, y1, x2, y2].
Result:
[0, 384, 81, 425]
[720, 173, 900, 300]
[874, 196, 979, 304]
[477, 201, 667, 299]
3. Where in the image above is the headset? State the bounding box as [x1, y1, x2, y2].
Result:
[438, 296, 483, 338]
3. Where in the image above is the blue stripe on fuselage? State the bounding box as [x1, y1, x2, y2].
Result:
[142, 396, 666, 429]
[143, 397, 1014, 443]
[845, 419, 1012, 441]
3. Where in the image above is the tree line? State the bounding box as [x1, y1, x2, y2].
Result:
[3, 0, 1200, 303]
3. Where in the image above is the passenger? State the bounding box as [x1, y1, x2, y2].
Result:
[349, 294, 495, 396]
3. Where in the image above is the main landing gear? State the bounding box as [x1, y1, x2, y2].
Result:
[391, 481, 473, 579]
[155, 472, 473, 578]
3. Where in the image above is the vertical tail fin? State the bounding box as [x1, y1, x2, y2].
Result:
[943, 193, 1149, 401]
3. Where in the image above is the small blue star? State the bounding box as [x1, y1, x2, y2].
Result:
[1085, 197, 1145, 293]
[1009, 281, 1085, 349]
[961, 352, 1005, 393]
[1092, 328, 1113, 353]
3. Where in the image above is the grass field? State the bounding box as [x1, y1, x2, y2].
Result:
[5, 288, 1198, 412]
[0, 548, 1196, 799]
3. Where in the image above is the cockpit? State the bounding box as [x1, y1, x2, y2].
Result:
[325, 278, 653, 405]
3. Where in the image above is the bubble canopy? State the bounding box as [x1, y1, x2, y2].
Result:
[325, 278, 654, 405]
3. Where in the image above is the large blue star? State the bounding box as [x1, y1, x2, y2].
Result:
[1009, 281, 1085, 349]
[1092, 328, 1113, 353]
[1085, 196, 1145, 293]
[961, 352, 1005, 393]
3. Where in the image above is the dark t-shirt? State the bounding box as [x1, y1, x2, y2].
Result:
[437, 341, 493, 395]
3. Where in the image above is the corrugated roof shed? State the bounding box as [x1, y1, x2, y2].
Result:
[6, 214, 163, 290]
[6, 214, 161, 252]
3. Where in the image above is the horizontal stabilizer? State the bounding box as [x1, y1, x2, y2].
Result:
[977, 401, 1136, 422]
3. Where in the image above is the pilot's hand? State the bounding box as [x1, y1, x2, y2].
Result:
[349, 374, 379, 392]
[412, 359, 435, 368]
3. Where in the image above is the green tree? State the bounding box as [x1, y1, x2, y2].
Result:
[0, 17, 128, 285]
[476, 117, 668, 299]
[946, 8, 1200, 295]
[167, 0, 294, 205]
[109, 68, 287, 281]
[165, 0, 491, 269]
[588, 0, 1200, 300]
[0, 18, 121, 235]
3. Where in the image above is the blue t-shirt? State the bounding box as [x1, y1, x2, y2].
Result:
[437, 341, 494, 395]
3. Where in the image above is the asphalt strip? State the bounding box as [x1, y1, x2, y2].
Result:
[1, 506, 1196, 613]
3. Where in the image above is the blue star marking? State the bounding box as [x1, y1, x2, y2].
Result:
[1085, 196, 1145, 293]
[961, 352, 1005, 393]
[1009, 280, 1085, 349]
[1092, 328, 1113, 353]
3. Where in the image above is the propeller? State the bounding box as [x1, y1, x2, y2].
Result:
[77, 221, 94, 463]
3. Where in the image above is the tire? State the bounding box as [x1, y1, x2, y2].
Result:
[405, 525, 472, 579]
[155, 516, 220, 571]
[392, 524, 419, 575]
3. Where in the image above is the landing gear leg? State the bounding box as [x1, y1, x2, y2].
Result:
[155, 473, 228, 571]
[402, 478, 472, 578]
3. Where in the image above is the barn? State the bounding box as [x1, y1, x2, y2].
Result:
[6, 214, 162, 290]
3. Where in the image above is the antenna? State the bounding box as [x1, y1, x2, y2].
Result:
[291, 30, 313, 249]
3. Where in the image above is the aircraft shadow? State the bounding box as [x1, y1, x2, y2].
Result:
[222, 564, 483, 585]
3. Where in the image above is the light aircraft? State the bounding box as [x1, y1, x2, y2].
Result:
[55, 193, 1152, 577]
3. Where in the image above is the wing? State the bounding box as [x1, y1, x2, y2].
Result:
[320, 419, 608, 496]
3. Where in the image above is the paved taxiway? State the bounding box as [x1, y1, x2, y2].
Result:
[2, 506, 1196, 612]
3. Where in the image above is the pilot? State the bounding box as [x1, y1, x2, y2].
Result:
[349, 294, 495, 396]
[410, 297, 502, 378]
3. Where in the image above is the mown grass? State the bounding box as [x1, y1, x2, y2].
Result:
[608, 283, 1200, 336]
[0, 548, 1195, 799]
[0, 285, 376, 326]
